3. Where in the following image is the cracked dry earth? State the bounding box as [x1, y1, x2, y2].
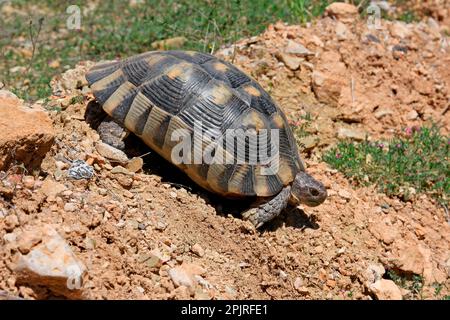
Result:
[0, 6, 449, 300]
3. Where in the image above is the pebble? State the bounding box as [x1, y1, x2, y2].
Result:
[95, 142, 128, 163]
[369, 279, 402, 300]
[169, 191, 178, 199]
[63, 202, 77, 212]
[337, 127, 367, 141]
[123, 190, 134, 199]
[22, 176, 35, 189]
[191, 243, 205, 257]
[277, 52, 303, 71]
[138, 223, 146, 230]
[126, 157, 144, 173]
[111, 166, 132, 175]
[338, 189, 352, 200]
[284, 40, 313, 56]
[4, 214, 19, 232]
[168, 266, 195, 289]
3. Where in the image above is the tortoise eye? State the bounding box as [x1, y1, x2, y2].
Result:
[310, 188, 320, 197]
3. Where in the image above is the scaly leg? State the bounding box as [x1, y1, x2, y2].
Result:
[242, 186, 291, 228]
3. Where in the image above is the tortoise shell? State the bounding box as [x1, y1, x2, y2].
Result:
[86, 50, 304, 198]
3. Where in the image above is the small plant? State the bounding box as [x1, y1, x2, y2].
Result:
[398, 10, 418, 23]
[70, 95, 84, 105]
[286, 0, 336, 24]
[289, 113, 314, 151]
[433, 283, 443, 297]
[385, 269, 424, 299]
[289, 113, 312, 139]
[323, 124, 449, 205]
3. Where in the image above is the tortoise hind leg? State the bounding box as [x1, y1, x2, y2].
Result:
[85, 100, 129, 150]
[97, 117, 129, 150]
[242, 186, 291, 228]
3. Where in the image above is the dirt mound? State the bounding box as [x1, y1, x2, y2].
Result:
[0, 8, 449, 300]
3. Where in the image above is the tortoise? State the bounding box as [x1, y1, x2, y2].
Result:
[85, 50, 327, 228]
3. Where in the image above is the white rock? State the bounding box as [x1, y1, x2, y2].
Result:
[63, 202, 77, 212]
[12, 225, 86, 298]
[336, 22, 350, 41]
[168, 266, 195, 289]
[369, 279, 402, 300]
[285, 40, 313, 56]
[95, 142, 128, 163]
[389, 22, 412, 39]
[337, 127, 367, 141]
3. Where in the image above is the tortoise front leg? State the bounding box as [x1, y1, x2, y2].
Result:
[242, 186, 291, 228]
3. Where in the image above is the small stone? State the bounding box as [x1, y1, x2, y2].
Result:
[315, 245, 324, 254]
[55, 160, 69, 170]
[3, 233, 17, 243]
[369, 279, 402, 300]
[406, 110, 418, 120]
[155, 221, 168, 231]
[123, 190, 134, 199]
[337, 127, 367, 141]
[324, 2, 358, 23]
[40, 179, 67, 198]
[299, 135, 318, 150]
[4, 214, 19, 232]
[326, 279, 336, 288]
[169, 191, 177, 199]
[374, 108, 393, 119]
[277, 53, 302, 71]
[95, 142, 128, 163]
[127, 220, 139, 229]
[16, 229, 42, 254]
[138, 223, 146, 230]
[279, 270, 288, 279]
[335, 21, 349, 40]
[296, 286, 309, 295]
[338, 189, 352, 200]
[22, 176, 35, 189]
[191, 243, 205, 257]
[389, 22, 412, 39]
[310, 35, 324, 47]
[364, 263, 386, 285]
[84, 237, 96, 250]
[63, 202, 77, 212]
[285, 40, 313, 56]
[111, 165, 132, 175]
[294, 277, 303, 290]
[168, 266, 196, 289]
[126, 157, 143, 173]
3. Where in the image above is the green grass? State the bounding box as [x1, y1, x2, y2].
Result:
[323, 124, 449, 204]
[397, 10, 418, 23]
[0, 0, 341, 101]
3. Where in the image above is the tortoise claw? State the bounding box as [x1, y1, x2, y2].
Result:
[242, 208, 263, 229]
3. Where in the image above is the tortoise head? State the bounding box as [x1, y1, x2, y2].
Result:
[289, 172, 327, 207]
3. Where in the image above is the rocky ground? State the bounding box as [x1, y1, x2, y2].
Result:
[0, 3, 449, 300]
